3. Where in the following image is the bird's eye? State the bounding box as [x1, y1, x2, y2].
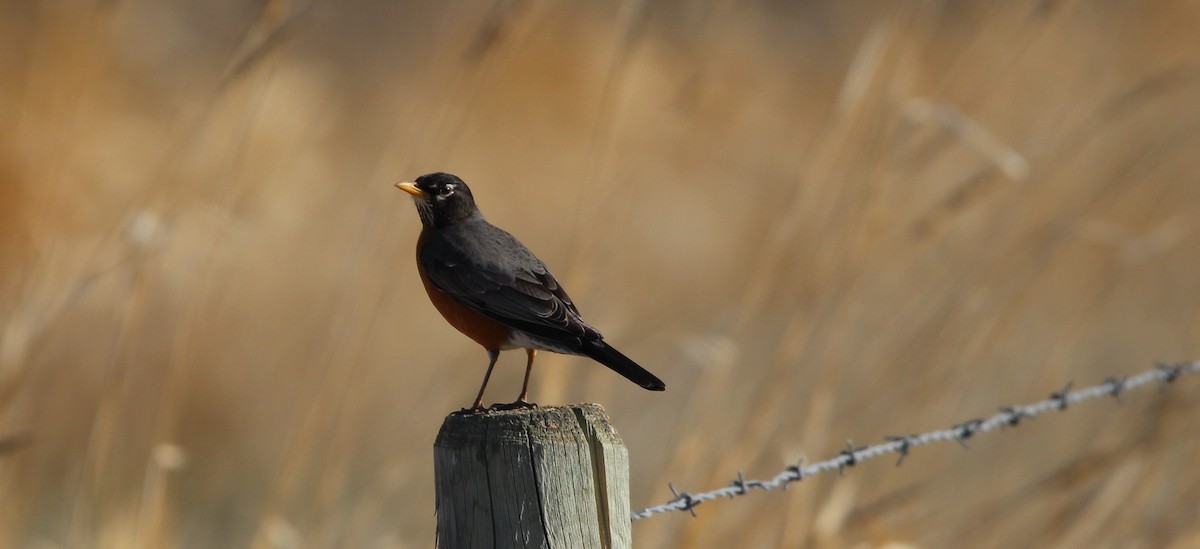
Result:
[439, 184, 455, 196]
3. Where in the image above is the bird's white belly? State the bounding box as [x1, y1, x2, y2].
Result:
[505, 330, 580, 355]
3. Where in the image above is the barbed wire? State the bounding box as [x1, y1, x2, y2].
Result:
[630, 359, 1200, 520]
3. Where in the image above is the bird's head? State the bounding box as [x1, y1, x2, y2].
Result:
[395, 172, 479, 228]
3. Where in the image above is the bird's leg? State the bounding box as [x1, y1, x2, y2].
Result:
[467, 349, 500, 413]
[492, 349, 538, 411]
[518, 348, 536, 403]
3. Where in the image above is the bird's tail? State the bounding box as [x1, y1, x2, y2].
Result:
[582, 342, 666, 391]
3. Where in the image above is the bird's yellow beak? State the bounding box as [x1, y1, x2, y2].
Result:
[395, 181, 427, 199]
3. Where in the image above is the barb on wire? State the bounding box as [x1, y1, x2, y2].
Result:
[630, 359, 1200, 520]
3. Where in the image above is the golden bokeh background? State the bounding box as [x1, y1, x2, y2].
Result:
[3, 1, 1200, 547]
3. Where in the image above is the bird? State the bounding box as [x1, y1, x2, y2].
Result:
[395, 172, 665, 411]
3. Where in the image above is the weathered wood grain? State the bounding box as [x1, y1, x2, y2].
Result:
[434, 404, 631, 549]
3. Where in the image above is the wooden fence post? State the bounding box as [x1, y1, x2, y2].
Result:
[434, 403, 632, 549]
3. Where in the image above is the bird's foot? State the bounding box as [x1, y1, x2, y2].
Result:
[453, 404, 490, 415]
[490, 399, 538, 411]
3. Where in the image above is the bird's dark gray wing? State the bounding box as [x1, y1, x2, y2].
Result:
[420, 220, 600, 345]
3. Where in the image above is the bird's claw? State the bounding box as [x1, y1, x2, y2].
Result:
[490, 399, 538, 411]
[453, 404, 490, 416]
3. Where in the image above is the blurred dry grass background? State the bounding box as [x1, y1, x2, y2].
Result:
[3, 0, 1200, 547]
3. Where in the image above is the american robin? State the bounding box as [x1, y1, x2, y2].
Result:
[396, 172, 666, 411]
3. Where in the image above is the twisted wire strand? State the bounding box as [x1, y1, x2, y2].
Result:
[631, 360, 1200, 520]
